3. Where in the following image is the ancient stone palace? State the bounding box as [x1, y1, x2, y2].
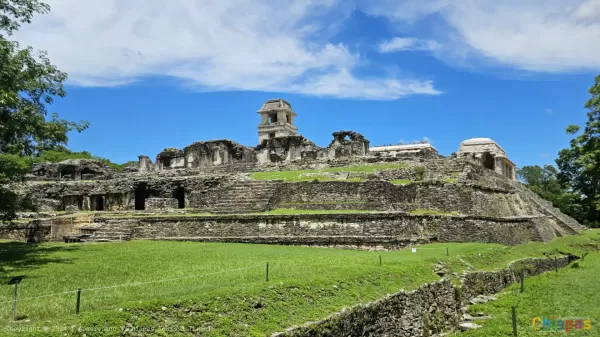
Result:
[1, 99, 583, 249]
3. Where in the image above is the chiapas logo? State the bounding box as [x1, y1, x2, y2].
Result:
[532, 316, 592, 333]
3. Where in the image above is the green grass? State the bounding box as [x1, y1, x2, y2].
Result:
[0, 230, 598, 336]
[257, 208, 379, 215]
[456, 245, 600, 336]
[94, 209, 380, 218]
[410, 209, 461, 216]
[249, 163, 409, 182]
[391, 179, 414, 185]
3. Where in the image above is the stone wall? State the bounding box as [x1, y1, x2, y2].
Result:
[0, 221, 51, 243]
[29, 159, 115, 181]
[87, 213, 542, 247]
[273, 256, 572, 337]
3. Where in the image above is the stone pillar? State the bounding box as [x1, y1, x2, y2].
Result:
[138, 155, 154, 172]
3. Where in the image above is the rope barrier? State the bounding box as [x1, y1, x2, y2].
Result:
[0, 264, 262, 304]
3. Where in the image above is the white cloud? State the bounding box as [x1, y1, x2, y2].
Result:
[11, 0, 441, 100]
[398, 136, 432, 144]
[378, 37, 442, 53]
[363, 0, 600, 72]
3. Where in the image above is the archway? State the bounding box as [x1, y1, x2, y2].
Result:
[481, 152, 495, 170]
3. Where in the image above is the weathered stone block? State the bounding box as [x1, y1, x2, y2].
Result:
[145, 198, 178, 211]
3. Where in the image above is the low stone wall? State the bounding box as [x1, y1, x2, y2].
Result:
[89, 213, 543, 247]
[273, 256, 572, 337]
[0, 221, 51, 243]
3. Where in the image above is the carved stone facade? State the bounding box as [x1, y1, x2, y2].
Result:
[457, 138, 516, 181]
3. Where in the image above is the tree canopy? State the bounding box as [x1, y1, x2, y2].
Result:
[0, 0, 88, 221]
[555, 74, 600, 227]
[518, 74, 600, 228]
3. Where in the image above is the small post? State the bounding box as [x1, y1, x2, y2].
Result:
[555, 257, 558, 273]
[446, 247, 449, 256]
[520, 269, 524, 293]
[512, 306, 518, 337]
[12, 283, 18, 321]
[76, 288, 81, 314]
[266, 262, 269, 282]
[379, 255, 382, 267]
[8, 276, 24, 321]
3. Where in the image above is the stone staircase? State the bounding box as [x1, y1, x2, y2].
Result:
[209, 180, 281, 213]
[515, 183, 586, 233]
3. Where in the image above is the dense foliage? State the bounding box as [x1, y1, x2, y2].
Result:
[32, 147, 136, 171]
[517, 165, 587, 225]
[519, 75, 600, 228]
[554, 74, 600, 227]
[0, 0, 89, 221]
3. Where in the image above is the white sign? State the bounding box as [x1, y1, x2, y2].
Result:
[411, 248, 417, 253]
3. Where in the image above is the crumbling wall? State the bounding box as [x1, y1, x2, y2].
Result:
[323, 131, 370, 159]
[138, 155, 154, 172]
[183, 140, 256, 168]
[92, 213, 540, 246]
[155, 148, 185, 170]
[257, 135, 322, 164]
[273, 256, 571, 337]
[30, 159, 115, 181]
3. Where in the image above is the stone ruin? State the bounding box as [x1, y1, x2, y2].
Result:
[30, 159, 114, 181]
[1, 98, 585, 249]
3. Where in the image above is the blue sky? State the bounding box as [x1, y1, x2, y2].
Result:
[13, 0, 600, 167]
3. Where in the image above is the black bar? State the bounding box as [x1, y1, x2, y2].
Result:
[76, 288, 81, 314]
[379, 255, 382, 267]
[512, 306, 518, 336]
[266, 263, 269, 282]
[446, 247, 449, 256]
[12, 283, 17, 321]
[520, 269, 524, 293]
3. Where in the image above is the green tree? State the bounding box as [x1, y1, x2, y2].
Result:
[0, 0, 88, 221]
[556, 74, 600, 227]
[517, 165, 586, 223]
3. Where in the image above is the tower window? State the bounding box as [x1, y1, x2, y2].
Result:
[268, 114, 278, 123]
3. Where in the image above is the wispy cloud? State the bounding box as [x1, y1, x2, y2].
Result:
[379, 37, 442, 53]
[364, 0, 600, 72]
[398, 136, 432, 144]
[12, 0, 442, 100]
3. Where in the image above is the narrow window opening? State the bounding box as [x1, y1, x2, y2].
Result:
[134, 184, 147, 210]
[173, 187, 185, 209]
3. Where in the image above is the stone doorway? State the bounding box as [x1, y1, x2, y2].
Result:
[134, 184, 147, 210]
[173, 187, 185, 209]
[90, 195, 104, 211]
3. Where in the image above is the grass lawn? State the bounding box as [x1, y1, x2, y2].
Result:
[0, 230, 598, 336]
[249, 163, 410, 182]
[456, 243, 600, 336]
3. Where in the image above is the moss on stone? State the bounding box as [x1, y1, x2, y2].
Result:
[410, 209, 461, 216]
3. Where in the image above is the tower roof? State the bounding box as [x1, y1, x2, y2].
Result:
[257, 98, 296, 115]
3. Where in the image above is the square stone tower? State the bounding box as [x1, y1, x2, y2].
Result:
[257, 99, 298, 144]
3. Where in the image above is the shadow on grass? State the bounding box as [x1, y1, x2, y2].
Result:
[0, 241, 80, 282]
